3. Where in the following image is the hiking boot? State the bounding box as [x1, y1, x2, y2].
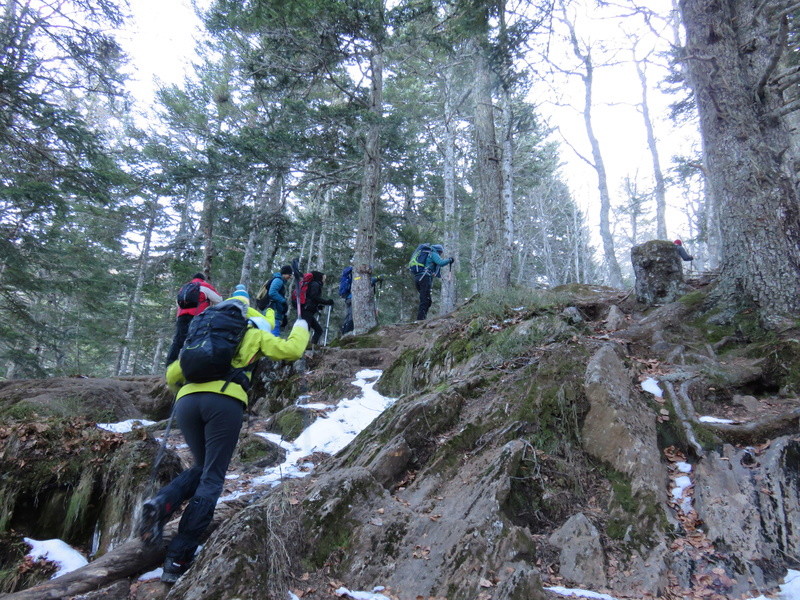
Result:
[137, 498, 167, 547]
[161, 557, 190, 584]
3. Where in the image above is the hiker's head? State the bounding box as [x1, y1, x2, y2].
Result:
[281, 265, 292, 280]
[311, 271, 324, 283]
[193, 272, 206, 281]
[231, 284, 249, 303]
[432, 244, 444, 254]
[673, 240, 682, 246]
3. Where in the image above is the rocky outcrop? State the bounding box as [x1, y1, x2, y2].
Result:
[631, 240, 691, 305]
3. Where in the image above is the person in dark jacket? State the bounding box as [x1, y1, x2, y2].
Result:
[414, 244, 453, 321]
[674, 239, 693, 262]
[165, 273, 223, 366]
[256, 265, 292, 336]
[139, 289, 309, 584]
[301, 271, 334, 345]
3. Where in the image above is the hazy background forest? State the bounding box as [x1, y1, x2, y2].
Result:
[0, 0, 791, 379]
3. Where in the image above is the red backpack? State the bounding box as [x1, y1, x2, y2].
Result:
[290, 273, 314, 306]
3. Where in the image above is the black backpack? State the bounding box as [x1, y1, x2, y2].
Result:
[179, 300, 253, 391]
[177, 281, 201, 309]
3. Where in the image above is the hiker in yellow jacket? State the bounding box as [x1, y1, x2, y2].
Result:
[138, 285, 309, 583]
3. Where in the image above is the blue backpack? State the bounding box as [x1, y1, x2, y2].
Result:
[339, 267, 353, 298]
[408, 244, 432, 275]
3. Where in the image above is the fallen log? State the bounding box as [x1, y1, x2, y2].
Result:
[2, 502, 241, 600]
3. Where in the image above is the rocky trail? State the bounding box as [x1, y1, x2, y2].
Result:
[2, 281, 800, 600]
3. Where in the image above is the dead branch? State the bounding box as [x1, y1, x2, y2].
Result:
[765, 97, 800, 119]
[756, 16, 788, 101]
[697, 407, 800, 445]
[3, 503, 241, 599]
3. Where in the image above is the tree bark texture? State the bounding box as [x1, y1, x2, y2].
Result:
[441, 67, 458, 314]
[473, 48, 509, 290]
[679, 0, 800, 320]
[353, 47, 383, 334]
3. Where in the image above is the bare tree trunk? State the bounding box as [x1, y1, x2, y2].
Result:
[257, 175, 285, 281]
[201, 184, 216, 280]
[563, 11, 623, 288]
[679, 0, 800, 323]
[441, 67, 458, 314]
[353, 43, 383, 334]
[473, 46, 508, 290]
[634, 57, 667, 240]
[118, 200, 158, 376]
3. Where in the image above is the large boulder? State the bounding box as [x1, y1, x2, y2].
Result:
[631, 240, 689, 305]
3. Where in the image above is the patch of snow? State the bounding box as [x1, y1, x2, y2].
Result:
[225, 473, 240, 480]
[334, 587, 392, 600]
[546, 586, 619, 600]
[24, 538, 88, 579]
[671, 475, 693, 514]
[512, 306, 526, 311]
[96, 419, 155, 433]
[676, 461, 692, 473]
[641, 377, 663, 397]
[296, 402, 331, 410]
[699, 416, 735, 424]
[746, 569, 800, 599]
[139, 567, 163, 580]
[249, 370, 395, 489]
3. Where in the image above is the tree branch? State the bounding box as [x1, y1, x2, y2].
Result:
[756, 16, 788, 102]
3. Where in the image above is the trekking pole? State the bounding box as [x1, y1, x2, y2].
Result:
[147, 399, 177, 494]
[323, 304, 331, 345]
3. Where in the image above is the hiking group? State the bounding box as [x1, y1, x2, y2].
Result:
[144, 244, 452, 584]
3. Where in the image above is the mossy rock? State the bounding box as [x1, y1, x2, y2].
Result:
[236, 433, 286, 469]
[267, 406, 318, 442]
[0, 419, 181, 553]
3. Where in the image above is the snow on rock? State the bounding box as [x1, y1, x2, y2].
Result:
[96, 419, 155, 433]
[640, 377, 663, 398]
[24, 538, 88, 579]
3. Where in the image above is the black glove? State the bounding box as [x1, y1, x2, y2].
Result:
[449, 257, 455, 265]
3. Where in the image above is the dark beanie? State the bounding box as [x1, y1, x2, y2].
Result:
[193, 272, 206, 281]
[280, 265, 292, 275]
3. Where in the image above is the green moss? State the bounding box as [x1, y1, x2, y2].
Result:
[308, 521, 354, 569]
[375, 347, 424, 397]
[678, 290, 707, 308]
[63, 467, 98, 540]
[276, 410, 305, 441]
[598, 464, 666, 545]
[238, 438, 270, 462]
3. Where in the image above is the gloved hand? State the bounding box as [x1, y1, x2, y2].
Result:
[448, 257, 455, 265]
[294, 319, 309, 331]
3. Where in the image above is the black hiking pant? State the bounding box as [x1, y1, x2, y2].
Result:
[415, 273, 433, 320]
[165, 314, 194, 366]
[301, 308, 324, 344]
[154, 391, 244, 563]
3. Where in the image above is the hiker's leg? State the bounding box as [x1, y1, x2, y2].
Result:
[341, 298, 353, 334]
[165, 314, 193, 366]
[271, 307, 284, 336]
[307, 314, 323, 344]
[416, 276, 432, 320]
[164, 393, 243, 573]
